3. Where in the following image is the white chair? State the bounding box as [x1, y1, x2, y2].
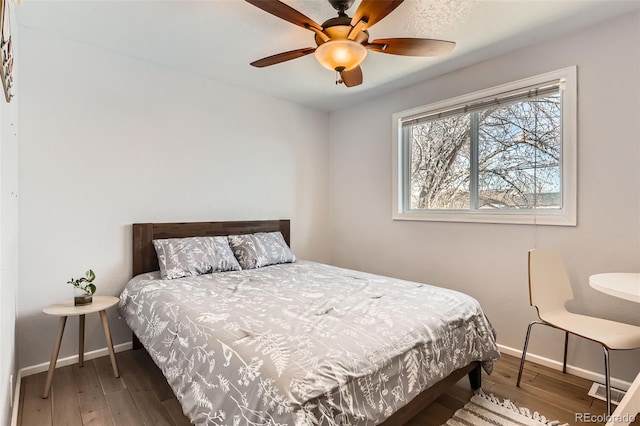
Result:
[517, 248, 640, 415]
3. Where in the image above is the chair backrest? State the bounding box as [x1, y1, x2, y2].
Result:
[528, 248, 574, 313]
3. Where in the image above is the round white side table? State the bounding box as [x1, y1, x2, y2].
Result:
[42, 295, 120, 398]
[589, 273, 640, 303]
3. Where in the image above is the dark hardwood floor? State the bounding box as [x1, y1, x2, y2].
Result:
[19, 351, 626, 426]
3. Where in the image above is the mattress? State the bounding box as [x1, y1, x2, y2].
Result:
[119, 260, 499, 425]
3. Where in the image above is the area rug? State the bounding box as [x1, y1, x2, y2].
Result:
[444, 389, 569, 426]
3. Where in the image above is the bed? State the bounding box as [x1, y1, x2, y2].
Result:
[120, 219, 499, 425]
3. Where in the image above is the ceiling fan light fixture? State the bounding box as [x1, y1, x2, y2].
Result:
[314, 39, 367, 71]
[245, 0, 457, 88]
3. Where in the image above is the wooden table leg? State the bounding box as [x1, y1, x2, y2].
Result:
[99, 310, 119, 377]
[43, 316, 67, 398]
[79, 314, 85, 367]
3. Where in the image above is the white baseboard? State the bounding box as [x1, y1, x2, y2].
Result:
[10, 370, 21, 426]
[19, 341, 132, 378]
[498, 343, 633, 391]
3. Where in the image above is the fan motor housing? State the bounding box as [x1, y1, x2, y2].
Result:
[316, 16, 369, 46]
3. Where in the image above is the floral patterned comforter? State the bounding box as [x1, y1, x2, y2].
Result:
[119, 261, 499, 425]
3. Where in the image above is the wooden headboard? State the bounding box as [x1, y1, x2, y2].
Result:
[132, 220, 291, 276]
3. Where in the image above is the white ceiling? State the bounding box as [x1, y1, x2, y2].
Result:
[15, 0, 640, 111]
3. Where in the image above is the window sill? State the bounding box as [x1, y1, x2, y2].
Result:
[392, 210, 576, 226]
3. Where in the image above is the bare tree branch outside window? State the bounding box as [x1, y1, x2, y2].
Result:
[408, 94, 561, 211]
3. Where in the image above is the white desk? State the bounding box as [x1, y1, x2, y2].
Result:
[589, 273, 640, 303]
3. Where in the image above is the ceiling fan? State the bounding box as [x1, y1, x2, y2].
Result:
[245, 0, 455, 88]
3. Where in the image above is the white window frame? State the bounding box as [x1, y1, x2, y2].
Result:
[392, 66, 577, 226]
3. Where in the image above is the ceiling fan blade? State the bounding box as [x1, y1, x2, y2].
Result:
[351, 0, 404, 30]
[368, 38, 455, 56]
[250, 47, 316, 68]
[340, 66, 363, 88]
[245, 0, 323, 31]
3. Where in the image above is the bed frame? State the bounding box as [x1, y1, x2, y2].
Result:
[131, 219, 481, 426]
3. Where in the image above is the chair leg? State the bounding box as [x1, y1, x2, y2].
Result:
[563, 331, 569, 374]
[603, 346, 611, 416]
[517, 321, 543, 387]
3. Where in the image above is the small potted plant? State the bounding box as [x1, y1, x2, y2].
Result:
[68, 269, 96, 306]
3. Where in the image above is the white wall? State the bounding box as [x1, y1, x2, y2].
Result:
[0, 6, 19, 423]
[17, 28, 330, 369]
[0, 79, 19, 426]
[329, 12, 640, 383]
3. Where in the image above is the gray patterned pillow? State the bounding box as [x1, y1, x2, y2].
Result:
[228, 232, 296, 270]
[153, 236, 241, 280]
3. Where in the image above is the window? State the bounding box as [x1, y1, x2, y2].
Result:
[392, 67, 576, 225]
